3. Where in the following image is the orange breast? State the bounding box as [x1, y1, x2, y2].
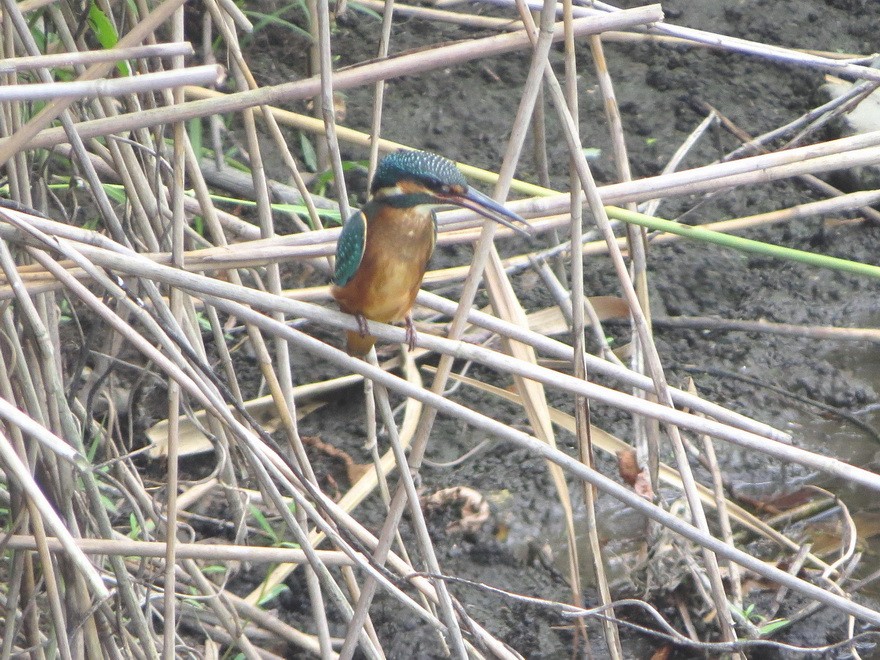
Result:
[332, 206, 435, 324]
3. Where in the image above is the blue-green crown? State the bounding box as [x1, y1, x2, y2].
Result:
[371, 150, 467, 195]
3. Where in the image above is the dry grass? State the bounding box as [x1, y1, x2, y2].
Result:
[0, 0, 878, 658]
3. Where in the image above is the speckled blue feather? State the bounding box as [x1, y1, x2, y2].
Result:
[333, 209, 366, 286]
[371, 150, 466, 194]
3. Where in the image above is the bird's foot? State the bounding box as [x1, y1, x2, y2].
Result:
[355, 313, 369, 338]
[404, 315, 418, 352]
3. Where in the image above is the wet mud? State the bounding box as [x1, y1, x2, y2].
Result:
[221, 0, 880, 655]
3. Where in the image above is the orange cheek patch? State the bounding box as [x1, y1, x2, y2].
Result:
[397, 179, 430, 195]
[397, 180, 422, 194]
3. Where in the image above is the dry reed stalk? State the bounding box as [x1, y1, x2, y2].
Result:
[500, 0, 880, 81]
[429, 365, 832, 569]
[338, 1, 592, 653]
[3, 534, 356, 564]
[0, 0, 188, 166]
[156, 290, 880, 629]
[0, 42, 194, 72]
[516, 2, 740, 643]
[6, 183, 879, 305]
[0, 0, 877, 653]
[0, 65, 223, 101]
[645, 315, 880, 343]
[559, 0, 623, 653]
[15, 236, 819, 462]
[0, 7, 662, 156]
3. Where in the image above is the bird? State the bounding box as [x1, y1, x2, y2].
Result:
[331, 149, 531, 355]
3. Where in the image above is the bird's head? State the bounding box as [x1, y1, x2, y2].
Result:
[370, 150, 532, 237]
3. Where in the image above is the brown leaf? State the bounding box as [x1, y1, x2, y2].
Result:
[617, 448, 641, 486]
[346, 462, 372, 484]
[650, 644, 672, 660]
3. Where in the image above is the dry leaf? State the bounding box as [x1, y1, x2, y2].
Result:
[423, 486, 490, 534]
[146, 375, 361, 458]
[650, 645, 672, 660]
[617, 448, 641, 486]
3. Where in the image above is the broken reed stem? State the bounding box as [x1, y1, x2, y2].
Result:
[494, 0, 880, 81]
[188, 290, 880, 629]
[314, 0, 351, 220]
[0, 0, 188, 167]
[641, 110, 717, 217]
[0, 65, 223, 101]
[3, 534, 355, 564]
[562, 1, 622, 654]
[365, 0, 396, 184]
[20, 234, 810, 459]
[0, 42, 194, 72]
[17, 202, 876, 636]
[1, 0, 877, 653]
[161, 7, 187, 654]
[0, 7, 663, 159]
[340, 0, 586, 653]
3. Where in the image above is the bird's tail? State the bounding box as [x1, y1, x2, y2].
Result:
[346, 330, 377, 356]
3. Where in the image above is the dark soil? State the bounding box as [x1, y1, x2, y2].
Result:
[220, 0, 880, 656]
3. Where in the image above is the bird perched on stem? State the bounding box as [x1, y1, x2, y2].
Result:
[332, 150, 531, 355]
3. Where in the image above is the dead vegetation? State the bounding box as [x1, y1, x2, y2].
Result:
[0, 0, 879, 657]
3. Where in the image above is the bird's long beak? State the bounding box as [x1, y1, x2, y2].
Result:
[452, 188, 533, 238]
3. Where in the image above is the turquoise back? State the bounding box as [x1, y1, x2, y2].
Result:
[333, 209, 367, 286]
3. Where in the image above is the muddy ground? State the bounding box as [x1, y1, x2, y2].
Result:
[188, 0, 880, 656]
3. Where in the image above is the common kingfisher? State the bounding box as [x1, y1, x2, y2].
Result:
[332, 150, 531, 355]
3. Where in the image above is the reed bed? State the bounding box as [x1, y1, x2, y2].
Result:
[0, 0, 878, 657]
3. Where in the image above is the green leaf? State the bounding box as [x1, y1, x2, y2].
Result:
[88, 3, 132, 76]
[188, 118, 203, 160]
[102, 183, 128, 205]
[759, 618, 789, 635]
[257, 583, 289, 606]
[347, 1, 382, 20]
[249, 505, 277, 543]
[98, 493, 117, 514]
[128, 513, 141, 538]
[201, 564, 227, 575]
[195, 312, 212, 333]
[242, 7, 312, 41]
[300, 132, 318, 172]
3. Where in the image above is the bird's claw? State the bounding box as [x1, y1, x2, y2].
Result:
[405, 315, 417, 352]
[355, 313, 369, 338]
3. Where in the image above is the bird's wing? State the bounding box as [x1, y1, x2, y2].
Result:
[333, 209, 367, 286]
